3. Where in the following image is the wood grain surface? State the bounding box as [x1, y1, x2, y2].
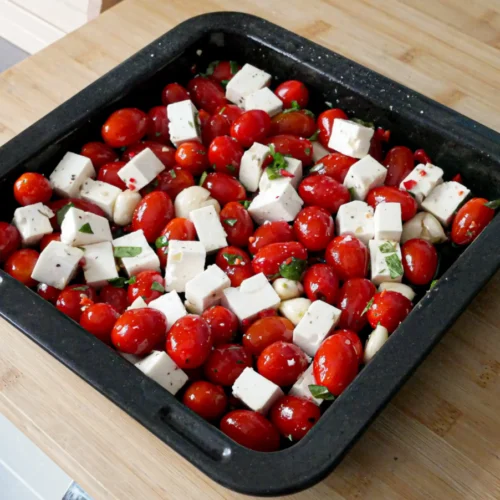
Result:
[1, 1, 500, 498]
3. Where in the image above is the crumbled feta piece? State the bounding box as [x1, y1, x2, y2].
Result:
[117, 148, 165, 192]
[80, 179, 122, 218]
[258, 157, 303, 192]
[343, 155, 387, 200]
[232, 367, 284, 414]
[311, 141, 330, 163]
[112, 190, 142, 226]
[421, 181, 470, 226]
[244, 87, 283, 116]
[31, 241, 83, 290]
[12, 203, 54, 246]
[167, 99, 201, 147]
[289, 364, 322, 405]
[135, 350, 188, 395]
[279, 298, 312, 325]
[165, 240, 206, 293]
[60, 207, 112, 246]
[239, 142, 270, 192]
[225, 64, 272, 106]
[189, 205, 227, 253]
[399, 163, 444, 204]
[374, 202, 402, 241]
[81, 241, 118, 288]
[378, 282, 415, 301]
[49, 152, 95, 198]
[335, 200, 374, 245]
[112, 229, 160, 277]
[127, 297, 148, 310]
[293, 300, 341, 356]
[174, 186, 220, 219]
[148, 290, 187, 331]
[328, 119, 374, 159]
[272, 278, 304, 301]
[369, 239, 403, 285]
[363, 325, 389, 364]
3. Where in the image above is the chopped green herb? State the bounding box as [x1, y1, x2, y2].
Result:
[385, 253, 404, 279]
[108, 276, 136, 288]
[56, 202, 75, 226]
[206, 60, 220, 75]
[239, 200, 251, 209]
[155, 236, 169, 249]
[224, 218, 238, 227]
[220, 79, 230, 88]
[305, 147, 311, 156]
[79, 223, 94, 234]
[303, 109, 315, 118]
[128, 276, 137, 285]
[283, 100, 301, 113]
[151, 281, 166, 293]
[76, 247, 86, 252]
[71, 286, 88, 292]
[169, 169, 177, 179]
[279, 257, 307, 281]
[222, 253, 240, 265]
[308, 129, 320, 141]
[199, 171, 208, 186]
[226, 164, 236, 173]
[308, 384, 336, 400]
[155, 132, 162, 137]
[484, 199, 500, 209]
[361, 297, 374, 316]
[466, 230, 474, 238]
[114, 246, 143, 258]
[310, 163, 324, 173]
[266, 145, 287, 180]
[188, 121, 194, 128]
[430, 279, 438, 290]
[348, 187, 356, 199]
[218, 106, 226, 115]
[229, 61, 239, 75]
[236, 360, 244, 365]
[151, 178, 159, 188]
[352, 117, 375, 129]
[379, 242, 396, 253]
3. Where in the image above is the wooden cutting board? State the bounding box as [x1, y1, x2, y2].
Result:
[1, 1, 500, 498]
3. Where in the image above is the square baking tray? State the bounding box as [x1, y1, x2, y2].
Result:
[1, 12, 500, 497]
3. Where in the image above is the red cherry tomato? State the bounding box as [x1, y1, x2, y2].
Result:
[175, 141, 209, 176]
[451, 198, 495, 245]
[182, 381, 228, 421]
[317, 108, 348, 149]
[293, 206, 334, 251]
[208, 136, 244, 176]
[202, 172, 246, 206]
[56, 285, 96, 322]
[231, 110, 271, 148]
[336, 278, 376, 332]
[202, 113, 231, 146]
[207, 60, 241, 84]
[37, 283, 60, 304]
[303, 264, 340, 304]
[0, 222, 21, 263]
[313, 335, 358, 396]
[333, 329, 363, 364]
[267, 135, 313, 166]
[243, 316, 294, 356]
[146, 105, 170, 144]
[204, 344, 253, 386]
[156, 217, 197, 268]
[121, 141, 176, 169]
[365, 186, 417, 222]
[4, 249, 39, 287]
[201, 306, 239, 346]
[215, 246, 253, 286]
[366, 290, 412, 333]
[270, 110, 316, 138]
[187, 76, 227, 114]
[40, 233, 61, 252]
[252, 241, 307, 279]
[166, 315, 212, 369]
[80, 141, 118, 170]
[111, 308, 167, 355]
[257, 341, 309, 387]
[274, 80, 309, 109]
[216, 104, 243, 124]
[325, 235, 368, 281]
[127, 270, 165, 305]
[401, 239, 438, 286]
[368, 135, 384, 162]
[299, 175, 350, 214]
[220, 410, 280, 452]
[80, 303, 120, 345]
[48, 198, 106, 230]
[161, 82, 190, 105]
[383, 146, 414, 186]
[270, 395, 320, 441]
[248, 221, 295, 255]
[314, 152, 357, 183]
[414, 149, 432, 165]
[13, 172, 52, 206]
[99, 285, 128, 314]
[102, 108, 150, 148]
[156, 167, 194, 200]
[219, 201, 254, 247]
[131, 191, 174, 243]
[97, 161, 127, 190]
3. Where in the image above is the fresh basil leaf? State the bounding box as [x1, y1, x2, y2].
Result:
[108, 277, 138, 288]
[229, 61, 239, 75]
[222, 253, 240, 265]
[128, 276, 136, 285]
[379, 242, 396, 253]
[361, 297, 374, 316]
[220, 79, 230, 88]
[155, 236, 169, 249]
[308, 384, 336, 400]
[308, 129, 320, 141]
[114, 246, 143, 258]
[239, 200, 251, 209]
[57, 202, 75, 226]
[224, 218, 238, 227]
[348, 187, 356, 200]
[279, 257, 307, 281]
[79, 223, 93, 234]
[430, 279, 438, 290]
[305, 147, 311, 156]
[206, 60, 220, 76]
[484, 199, 500, 209]
[385, 253, 404, 279]
[199, 171, 208, 186]
[226, 164, 236, 173]
[151, 281, 165, 293]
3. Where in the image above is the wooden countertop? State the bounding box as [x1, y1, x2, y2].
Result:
[1, 1, 500, 498]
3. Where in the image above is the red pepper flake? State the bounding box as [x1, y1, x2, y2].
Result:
[80, 296, 94, 310]
[458, 191, 464, 196]
[280, 169, 295, 178]
[284, 257, 293, 266]
[403, 179, 417, 190]
[234, 258, 242, 266]
[414, 149, 431, 164]
[130, 178, 136, 183]
[375, 128, 391, 142]
[418, 170, 428, 177]
[452, 173, 463, 183]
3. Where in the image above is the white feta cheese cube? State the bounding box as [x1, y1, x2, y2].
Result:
[289, 364, 322, 406]
[80, 179, 122, 218]
[184, 264, 231, 314]
[49, 152, 95, 198]
[112, 190, 142, 226]
[60, 207, 112, 246]
[378, 282, 415, 302]
[328, 119, 374, 159]
[189, 205, 227, 253]
[30, 241, 83, 289]
[12, 203, 53, 246]
[369, 239, 403, 285]
[336, 200, 374, 245]
[244, 87, 283, 116]
[311, 141, 330, 163]
[363, 324, 389, 364]
[421, 181, 470, 226]
[167, 99, 201, 147]
[225, 64, 272, 107]
[81, 241, 118, 288]
[399, 163, 444, 204]
[374, 202, 402, 241]
[239, 142, 269, 192]
[135, 350, 188, 395]
[174, 186, 220, 219]
[232, 367, 283, 414]
[221, 273, 280, 322]
[279, 298, 312, 326]
[248, 182, 303, 225]
[127, 297, 148, 310]
[117, 148, 165, 192]
[272, 278, 304, 301]
[148, 290, 187, 331]
[343, 155, 387, 201]
[258, 157, 303, 192]
[165, 240, 206, 293]
[293, 300, 341, 356]
[401, 212, 447, 244]
[112, 230, 160, 277]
